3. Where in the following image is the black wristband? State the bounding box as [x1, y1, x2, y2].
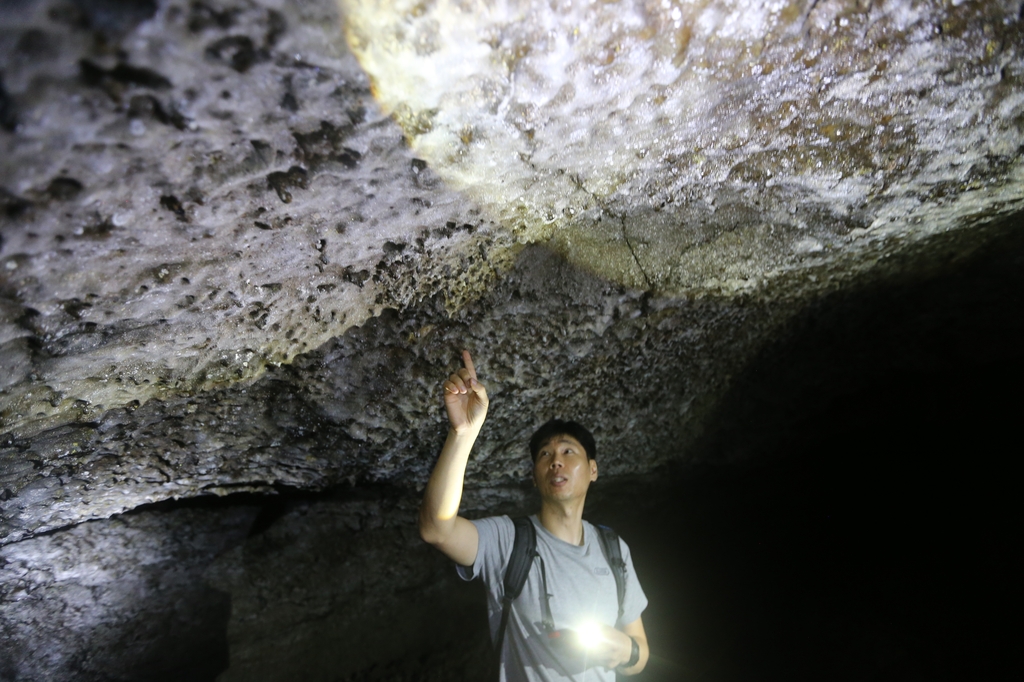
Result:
[617, 636, 640, 670]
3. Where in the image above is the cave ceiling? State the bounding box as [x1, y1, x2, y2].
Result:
[1, 0, 1022, 544]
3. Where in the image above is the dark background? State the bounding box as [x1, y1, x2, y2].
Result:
[599, 217, 1023, 681]
[615, 368, 1020, 682]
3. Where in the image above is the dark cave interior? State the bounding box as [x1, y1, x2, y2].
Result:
[604, 218, 1023, 682]
[613, 360, 1021, 682]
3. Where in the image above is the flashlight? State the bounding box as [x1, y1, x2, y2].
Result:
[575, 621, 604, 650]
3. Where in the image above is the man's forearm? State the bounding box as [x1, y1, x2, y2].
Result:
[614, 619, 649, 675]
[418, 426, 479, 543]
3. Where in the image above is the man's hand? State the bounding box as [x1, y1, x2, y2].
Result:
[419, 351, 485, 566]
[567, 619, 648, 674]
[569, 623, 631, 669]
[442, 350, 488, 434]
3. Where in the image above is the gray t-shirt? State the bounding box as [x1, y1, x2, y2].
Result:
[458, 515, 648, 682]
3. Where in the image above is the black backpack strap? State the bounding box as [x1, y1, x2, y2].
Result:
[595, 524, 627, 624]
[495, 516, 537, 657]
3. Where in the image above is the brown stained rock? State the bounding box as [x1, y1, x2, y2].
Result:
[342, 0, 1024, 293]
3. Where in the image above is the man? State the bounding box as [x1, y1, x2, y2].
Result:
[419, 351, 649, 681]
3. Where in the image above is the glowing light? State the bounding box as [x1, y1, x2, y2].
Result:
[575, 621, 604, 650]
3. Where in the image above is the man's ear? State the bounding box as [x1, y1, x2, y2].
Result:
[590, 459, 598, 482]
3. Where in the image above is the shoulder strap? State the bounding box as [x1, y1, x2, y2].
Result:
[595, 524, 627, 624]
[503, 516, 538, 603]
[495, 517, 537, 654]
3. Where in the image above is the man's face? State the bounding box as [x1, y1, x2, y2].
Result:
[533, 434, 598, 502]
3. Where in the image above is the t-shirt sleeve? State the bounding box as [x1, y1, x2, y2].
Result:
[618, 536, 649, 627]
[456, 515, 514, 584]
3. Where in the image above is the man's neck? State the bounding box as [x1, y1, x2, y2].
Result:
[537, 499, 587, 545]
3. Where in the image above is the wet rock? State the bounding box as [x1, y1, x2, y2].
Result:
[341, 0, 1024, 292]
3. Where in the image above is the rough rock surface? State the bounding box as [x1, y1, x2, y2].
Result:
[0, 501, 257, 681]
[1, 0, 1021, 542]
[343, 0, 1024, 292]
[0, 0, 507, 450]
[1, 492, 492, 682]
[0, 0, 1022, 680]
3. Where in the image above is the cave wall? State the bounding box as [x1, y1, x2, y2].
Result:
[0, 501, 255, 681]
[1, 0, 1022, 537]
[1, 0, 1023, 680]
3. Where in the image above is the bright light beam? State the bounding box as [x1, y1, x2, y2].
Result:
[575, 621, 604, 650]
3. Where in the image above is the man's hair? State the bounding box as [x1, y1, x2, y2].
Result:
[529, 419, 597, 463]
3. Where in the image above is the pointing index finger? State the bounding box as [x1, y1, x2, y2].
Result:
[461, 350, 477, 380]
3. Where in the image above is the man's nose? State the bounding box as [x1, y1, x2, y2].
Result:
[549, 455, 563, 468]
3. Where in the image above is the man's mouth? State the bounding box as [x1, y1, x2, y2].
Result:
[549, 476, 568, 487]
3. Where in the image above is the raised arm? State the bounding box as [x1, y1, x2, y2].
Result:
[418, 350, 488, 566]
